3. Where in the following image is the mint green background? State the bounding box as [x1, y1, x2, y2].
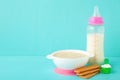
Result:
[0, 0, 119, 56]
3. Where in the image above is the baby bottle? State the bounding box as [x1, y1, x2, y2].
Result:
[87, 6, 104, 65]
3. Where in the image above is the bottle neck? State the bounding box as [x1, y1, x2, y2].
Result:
[87, 25, 104, 33]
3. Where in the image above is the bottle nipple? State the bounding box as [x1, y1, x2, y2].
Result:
[93, 6, 100, 17]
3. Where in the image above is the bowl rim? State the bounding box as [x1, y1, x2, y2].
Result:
[47, 49, 94, 60]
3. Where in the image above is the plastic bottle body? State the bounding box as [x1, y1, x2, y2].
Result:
[87, 25, 104, 65]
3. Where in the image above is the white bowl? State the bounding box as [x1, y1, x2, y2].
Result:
[47, 50, 94, 70]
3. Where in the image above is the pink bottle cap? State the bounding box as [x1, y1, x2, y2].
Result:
[89, 6, 103, 25]
[54, 68, 76, 76]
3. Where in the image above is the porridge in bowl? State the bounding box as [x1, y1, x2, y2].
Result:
[53, 52, 86, 59]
